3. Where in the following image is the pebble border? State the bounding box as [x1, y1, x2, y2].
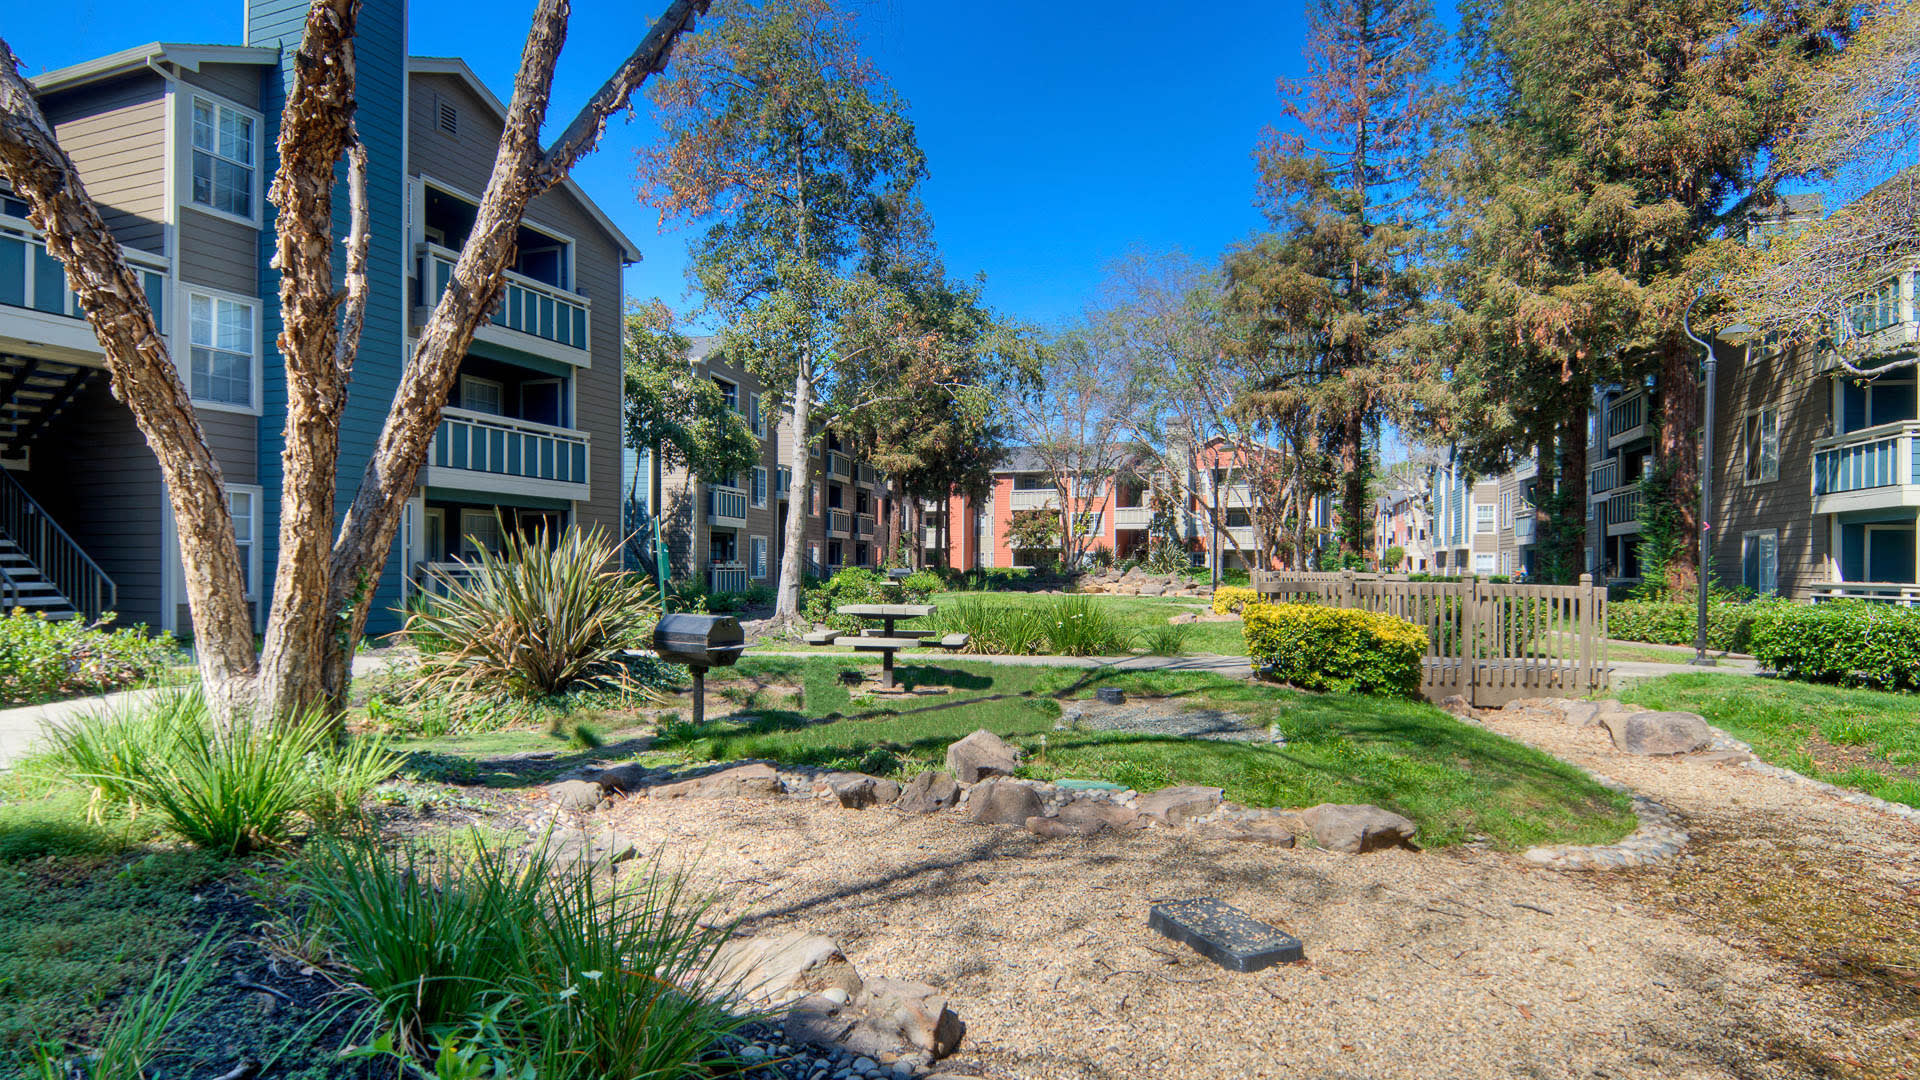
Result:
[1522, 774, 1689, 871]
[1707, 728, 1920, 826]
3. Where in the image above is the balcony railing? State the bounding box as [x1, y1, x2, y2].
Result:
[1114, 505, 1153, 529]
[1813, 421, 1918, 499]
[1, 217, 167, 335]
[1812, 581, 1920, 606]
[920, 525, 940, 546]
[1604, 488, 1643, 532]
[827, 509, 850, 536]
[1606, 392, 1647, 443]
[708, 486, 747, 525]
[419, 243, 590, 354]
[1010, 489, 1057, 511]
[1216, 482, 1252, 508]
[1514, 516, 1537, 544]
[827, 452, 851, 478]
[708, 563, 748, 594]
[854, 513, 873, 538]
[1589, 460, 1619, 500]
[430, 408, 589, 490]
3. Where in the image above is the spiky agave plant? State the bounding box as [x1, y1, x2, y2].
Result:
[403, 523, 662, 705]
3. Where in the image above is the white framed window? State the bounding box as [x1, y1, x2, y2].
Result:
[751, 466, 768, 508]
[1742, 529, 1778, 596]
[1499, 492, 1512, 528]
[1743, 406, 1779, 484]
[748, 392, 765, 437]
[776, 466, 791, 497]
[185, 290, 257, 410]
[458, 510, 502, 559]
[460, 375, 504, 415]
[1474, 552, 1496, 575]
[712, 376, 738, 412]
[227, 485, 261, 599]
[1474, 503, 1495, 534]
[750, 535, 768, 579]
[188, 96, 257, 221]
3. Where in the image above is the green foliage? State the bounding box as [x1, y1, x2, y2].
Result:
[0, 611, 177, 706]
[622, 300, 760, 485]
[1211, 585, 1259, 615]
[1243, 601, 1425, 696]
[404, 525, 662, 705]
[922, 597, 1047, 654]
[1037, 595, 1138, 656]
[1609, 598, 1781, 652]
[1381, 545, 1407, 570]
[29, 933, 224, 1080]
[802, 567, 934, 632]
[899, 569, 944, 594]
[1142, 621, 1194, 657]
[296, 834, 749, 1076]
[930, 566, 1033, 592]
[43, 692, 400, 854]
[926, 595, 1136, 656]
[1748, 601, 1920, 691]
[1633, 461, 1689, 592]
[1005, 509, 1060, 558]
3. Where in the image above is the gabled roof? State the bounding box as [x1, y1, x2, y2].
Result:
[408, 56, 642, 263]
[31, 42, 280, 94]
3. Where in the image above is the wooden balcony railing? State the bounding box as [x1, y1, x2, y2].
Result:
[431, 408, 589, 489]
[420, 243, 589, 353]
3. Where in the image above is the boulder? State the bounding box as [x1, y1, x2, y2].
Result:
[1602, 710, 1712, 755]
[1214, 819, 1296, 847]
[945, 729, 1021, 784]
[858, 977, 966, 1058]
[1138, 583, 1167, 597]
[964, 780, 1044, 825]
[591, 762, 660, 794]
[815, 772, 902, 809]
[1024, 798, 1145, 838]
[544, 778, 606, 812]
[896, 770, 961, 814]
[1560, 699, 1632, 728]
[1301, 803, 1417, 854]
[649, 762, 783, 800]
[707, 931, 862, 1004]
[1136, 785, 1225, 825]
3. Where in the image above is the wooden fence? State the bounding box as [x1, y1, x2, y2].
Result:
[1249, 571, 1609, 707]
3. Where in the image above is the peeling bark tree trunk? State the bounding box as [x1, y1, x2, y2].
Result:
[773, 361, 813, 620]
[1657, 332, 1701, 593]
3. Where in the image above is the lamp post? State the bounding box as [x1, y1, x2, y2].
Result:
[1681, 296, 1755, 665]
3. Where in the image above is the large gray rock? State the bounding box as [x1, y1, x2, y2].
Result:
[541, 825, 635, 875]
[858, 976, 966, 1058]
[545, 778, 606, 812]
[706, 931, 862, 1004]
[1602, 710, 1712, 755]
[649, 762, 783, 800]
[1301, 803, 1417, 854]
[1025, 798, 1145, 838]
[591, 762, 662, 794]
[1136, 785, 1224, 825]
[945, 729, 1021, 784]
[1561, 699, 1633, 729]
[896, 770, 960, 814]
[964, 780, 1044, 825]
[815, 772, 902, 809]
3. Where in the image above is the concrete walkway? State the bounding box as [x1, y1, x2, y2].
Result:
[747, 649, 1257, 677]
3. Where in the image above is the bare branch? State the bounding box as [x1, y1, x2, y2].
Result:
[534, 0, 712, 189]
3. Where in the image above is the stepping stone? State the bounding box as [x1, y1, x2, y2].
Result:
[1148, 897, 1303, 972]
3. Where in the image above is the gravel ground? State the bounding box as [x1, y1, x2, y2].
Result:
[594, 775, 1901, 1080]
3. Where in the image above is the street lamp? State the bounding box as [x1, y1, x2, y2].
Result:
[1681, 296, 1756, 666]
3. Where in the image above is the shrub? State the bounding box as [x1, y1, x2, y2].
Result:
[297, 834, 750, 1075]
[925, 598, 1047, 655]
[1610, 598, 1780, 652]
[900, 569, 944, 595]
[1039, 595, 1137, 656]
[803, 567, 934, 631]
[404, 525, 661, 704]
[0, 611, 177, 706]
[1142, 621, 1192, 656]
[1243, 602, 1425, 696]
[1748, 601, 1920, 691]
[1211, 585, 1259, 615]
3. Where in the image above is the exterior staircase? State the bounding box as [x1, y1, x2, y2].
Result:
[0, 465, 114, 622]
[0, 534, 78, 619]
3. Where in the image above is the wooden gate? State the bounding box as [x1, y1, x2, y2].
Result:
[1249, 571, 1609, 707]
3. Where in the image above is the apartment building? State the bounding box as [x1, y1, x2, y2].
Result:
[9, 0, 631, 634]
[1372, 487, 1433, 572]
[630, 337, 900, 591]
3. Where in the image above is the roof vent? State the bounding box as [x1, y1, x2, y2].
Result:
[437, 100, 458, 136]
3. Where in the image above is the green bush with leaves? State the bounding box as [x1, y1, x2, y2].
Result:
[1039, 595, 1137, 656]
[1244, 601, 1425, 696]
[404, 525, 661, 704]
[0, 610, 177, 706]
[1142, 620, 1193, 656]
[1610, 598, 1782, 652]
[933, 566, 1034, 592]
[1747, 601, 1920, 691]
[803, 567, 934, 631]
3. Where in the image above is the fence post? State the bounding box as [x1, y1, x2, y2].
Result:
[1340, 568, 1356, 609]
[1464, 573, 1482, 706]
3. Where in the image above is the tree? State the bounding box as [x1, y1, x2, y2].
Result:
[1005, 509, 1060, 567]
[0, 0, 713, 719]
[1236, 0, 1443, 563]
[622, 300, 759, 579]
[639, 0, 927, 620]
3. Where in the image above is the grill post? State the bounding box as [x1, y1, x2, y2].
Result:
[691, 665, 707, 727]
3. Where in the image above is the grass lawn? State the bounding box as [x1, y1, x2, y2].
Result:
[1619, 673, 1920, 808]
[627, 656, 1633, 849]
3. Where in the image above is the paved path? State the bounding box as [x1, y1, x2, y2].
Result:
[747, 649, 1258, 678]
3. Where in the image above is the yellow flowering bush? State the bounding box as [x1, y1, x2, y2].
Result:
[1242, 601, 1426, 697]
[1211, 585, 1260, 615]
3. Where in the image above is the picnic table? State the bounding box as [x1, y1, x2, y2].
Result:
[804, 602, 969, 690]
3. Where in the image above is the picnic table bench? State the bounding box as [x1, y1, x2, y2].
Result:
[803, 603, 969, 689]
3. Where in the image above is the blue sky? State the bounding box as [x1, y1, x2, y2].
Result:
[7, 0, 1317, 330]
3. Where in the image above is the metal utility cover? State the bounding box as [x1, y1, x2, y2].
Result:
[1149, 898, 1304, 972]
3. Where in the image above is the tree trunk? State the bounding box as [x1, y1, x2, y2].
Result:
[773, 361, 813, 619]
[1657, 332, 1700, 593]
[1340, 406, 1367, 560]
[1550, 395, 1587, 583]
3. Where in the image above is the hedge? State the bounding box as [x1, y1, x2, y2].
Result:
[1748, 601, 1920, 691]
[1609, 598, 1787, 653]
[1243, 601, 1425, 697]
[1211, 585, 1260, 616]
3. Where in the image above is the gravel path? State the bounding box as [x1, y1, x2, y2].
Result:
[596, 781, 1901, 1079]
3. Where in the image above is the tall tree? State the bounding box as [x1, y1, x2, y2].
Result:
[1238, 0, 1443, 562]
[0, 0, 713, 719]
[640, 0, 927, 618]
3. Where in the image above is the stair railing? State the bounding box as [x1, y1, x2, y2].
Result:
[0, 467, 115, 620]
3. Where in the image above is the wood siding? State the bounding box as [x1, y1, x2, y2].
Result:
[1711, 340, 1828, 599]
[176, 63, 263, 111]
[176, 211, 259, 297]
[40, 73, 168, 255]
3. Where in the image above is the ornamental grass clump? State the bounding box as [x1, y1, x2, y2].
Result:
[1243, 601, 1425, 697]
[402, 524, 661, 705]
[1040, 595, 1137, 656]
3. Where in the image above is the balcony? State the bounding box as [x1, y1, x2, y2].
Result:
[1603, 488, 1642, 535]
[0, 218, 167, 363]
[708, 563, 748, 594]
[827, 509, 851, 537]
[1114, 505, 1153, 530]
[1812, 421, 1920, 514]
[1010, 488, 1057, 511]
[1589, 460, 1619, 502]
[1215, 482, 1253, 508]
[1220, 525, 1257, 550]
[855, 513, 874, 538]
[1514, 516, 1537, 544]
[1811, 581, 1920, 606]
[425, 408, 590, 501]
[1606, 391, 1648, 449]
[826, 452, 851, 479]
[707, 485, 747, 527]
[416, 243, 591, 367]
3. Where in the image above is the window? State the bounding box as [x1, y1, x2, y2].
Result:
[1499, 492, 1512, 528]
[1474, 553, 1496, 575]
[777, 466, 791, 497]
[751, 467, 768, 508]
[826, 540, 843, 567]
[190, 98, 255, 219]
[228, 487, 259, 598]
[1743, 407, 1779, 484]
[748, 392, 765, 437]
[459, 510, 502, 559]
[713, 378, 738, 411]
[810, 482, 820, 516]
[1474, 503, 1495, 534]
[1846, 276, 1903, 338]
[856, 543, 869, 566]
[1073, 512, 1103, 536]
[710, 532, 737, 565]
[750, 536, 768, 579]
[1742, 530, 1778, 596]
[459, 375, 504, 416]
[187, 292, 254, 407]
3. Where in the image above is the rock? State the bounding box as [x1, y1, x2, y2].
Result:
[1136, 785, 1224, 825]
[896, 770, 960, 814]
[544, 778, 606, 812]
[857, 977, 966, 1059]
[1561, 699, 1632, 728]
[785, 980, 965, 1063]
[1169, 612, 1198, 625]
[816, 772, 902, 809]
[592, 763, 658, 794]
[964, 780, 1043, 825]
[543, 825, 635, 875]
[707, 931, 863, 1004]
[1025, 798, 1145, 838]
[1438, 695, 1476, 719]
[1602, 710, 1712, 755]
[944, 729, 1021, 784]
[649, 762, 783, 800]
[1139, 583, 1167, 596]
[1301, 803, 1417, 854]
[1215, 819, 1296, 847]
